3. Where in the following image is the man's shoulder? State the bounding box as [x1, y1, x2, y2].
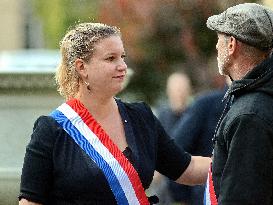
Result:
[226, 92, 273, 128]
[233, 92, 273, 114]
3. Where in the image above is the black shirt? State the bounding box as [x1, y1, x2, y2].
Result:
[19, 99, 191, 204]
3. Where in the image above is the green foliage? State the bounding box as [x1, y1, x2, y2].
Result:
[31, 0, 99, 48]
[124, 1, 220, 104]
[121, 0, 258, 105]
[31, 0, 258, 105]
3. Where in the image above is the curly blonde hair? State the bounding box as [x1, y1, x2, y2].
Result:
[55, 23, 121, 99]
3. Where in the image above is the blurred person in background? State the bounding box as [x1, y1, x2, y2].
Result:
[157, 71, 192, 134]
[206, 3, 273, 204]
[19, 22, 211, 205]
[153, 71, 192, 205]
[171, 75, 229, 205]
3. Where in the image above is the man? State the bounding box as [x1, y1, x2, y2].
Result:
[206, 3, 273, 205]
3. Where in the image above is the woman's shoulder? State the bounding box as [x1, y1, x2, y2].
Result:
[117, 99, 153, 115]
[30, 115, 62, 143]
[33, 115, 60, 130]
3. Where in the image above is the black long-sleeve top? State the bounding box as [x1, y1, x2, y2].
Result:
[19, 99, 191, 205]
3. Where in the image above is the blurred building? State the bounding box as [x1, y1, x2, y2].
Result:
[0, 0, 60, 199]
[0, 1, 58, 204]
[0, 49, 63, 205]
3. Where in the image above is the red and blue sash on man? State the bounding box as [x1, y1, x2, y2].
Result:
[203, 164, 218, 205]
[50, 98, 149, 205]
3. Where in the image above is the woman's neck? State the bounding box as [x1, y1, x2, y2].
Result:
[76, 92, 117, 120]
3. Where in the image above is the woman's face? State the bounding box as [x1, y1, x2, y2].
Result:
[84, 35, 127, 96]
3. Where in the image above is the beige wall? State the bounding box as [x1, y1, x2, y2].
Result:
[263, 0, 273, 7]
[0, 0, 25, 50]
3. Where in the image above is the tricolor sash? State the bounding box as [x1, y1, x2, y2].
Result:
[203, 163, 218, 205]
[50, 98, 149, 205]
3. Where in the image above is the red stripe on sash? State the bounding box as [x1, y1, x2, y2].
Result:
[67, 99, 149, 205]
[208, 165, 218, 205]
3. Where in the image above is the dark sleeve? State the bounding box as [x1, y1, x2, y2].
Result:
[172, 98, 206, 152]
[141, 103, 192, 180]
[19, 116, 57, 204]
[219, 114, 273, 205]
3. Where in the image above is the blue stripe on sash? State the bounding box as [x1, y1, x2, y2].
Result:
[203, 184, 207, 204]
[51, 110, 129, 205]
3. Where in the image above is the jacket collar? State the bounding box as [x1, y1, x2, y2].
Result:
[224, 54, 273, 100]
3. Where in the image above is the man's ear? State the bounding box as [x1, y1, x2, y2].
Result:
[228, 36, 237, 55]
[75, 59, 88, 79]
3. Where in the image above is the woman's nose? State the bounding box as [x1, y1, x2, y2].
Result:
[117, 59, 127, 70]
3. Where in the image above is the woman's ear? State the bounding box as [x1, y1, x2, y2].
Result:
[75, 58, 88, 79]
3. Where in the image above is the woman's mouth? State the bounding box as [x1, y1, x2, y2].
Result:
[113, 75, 125, 80]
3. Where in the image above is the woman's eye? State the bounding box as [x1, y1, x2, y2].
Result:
[106, 56, 115, 61]
[105, 54, 126, 61]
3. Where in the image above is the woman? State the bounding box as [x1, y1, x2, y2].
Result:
[19, 23, 210, 205]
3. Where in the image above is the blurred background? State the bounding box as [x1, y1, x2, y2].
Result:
[0, 0, 272, 204]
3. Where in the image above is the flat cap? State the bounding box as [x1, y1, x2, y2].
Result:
[207, 3, 273, 51]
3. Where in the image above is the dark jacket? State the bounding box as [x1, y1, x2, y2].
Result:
[212, 55, 273, 205]
[157, 106, 184, 136]
[173, 89, 226, 157]
[166, 89, 226, 204]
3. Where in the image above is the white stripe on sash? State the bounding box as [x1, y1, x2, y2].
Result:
[203, 164, 218, 205]
[56, 103, 141, 205]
